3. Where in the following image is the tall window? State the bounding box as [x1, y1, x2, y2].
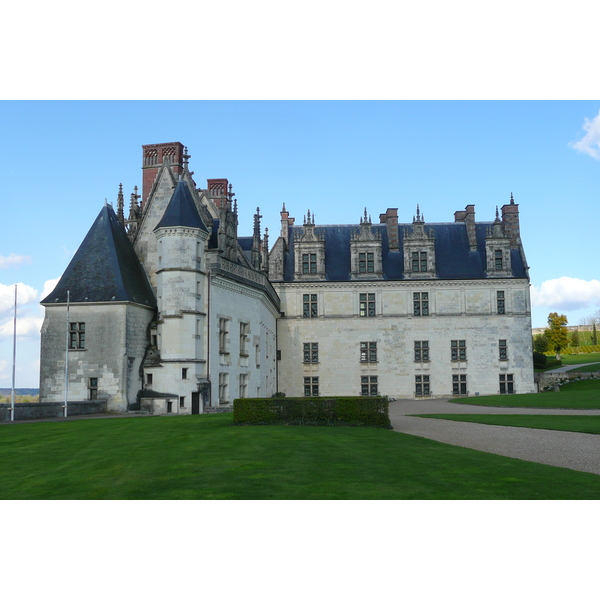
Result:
[499, 374, 514, 394]
[302, 253, 317, 274]
[182, 368, 188, 380]
[414, 341, 429, 362]
[360, 342, 377, 363]
[495, 250, 503, 270]
[412, 252, 428, 272]
[499, 339, 508, 360]
[303, 343, 319, 363]
[361, 375, 378, 396]
[179, 396, 185, 408]
[88, 377, 98, 401]
[452, 374, 467, 395]
[451, 340, 467, 361]
[69, 322, 85, 349]
[497, 291, 505, 315]
[359, 293, 376, 317]
[304, 376, 319, 396]
[415, 375, 430, 396]
[303, 294, 318, 318]
[239, 374, 248, 398]
[359, 252, 374, 274]
[218, 373, 229, 405]
[240, 322, 249, 356]
[219, 318, 229, 353]
[413, 292, 429, 316]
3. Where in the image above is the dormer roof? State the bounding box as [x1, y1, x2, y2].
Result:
[154, 179, 208, 232]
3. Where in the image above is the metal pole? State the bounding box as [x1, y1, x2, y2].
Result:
[64, 290, 70, 418]
[10, 284, 17, 422]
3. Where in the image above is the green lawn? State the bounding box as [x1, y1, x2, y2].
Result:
[414, 414, 600, 435]
[1, 413, 600, 499]
[560, 352, 600, 365]
[565, 363, 600, 373]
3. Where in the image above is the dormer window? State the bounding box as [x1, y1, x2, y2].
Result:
[351, 209, 383, 279]
[403, 205, 436, 279]
[359, 252, 375, 274]
[495, 250, 503, 270]
[294, 210, 326, 280]
[412, 252, 428, 273]
[302, 253, 317, 274]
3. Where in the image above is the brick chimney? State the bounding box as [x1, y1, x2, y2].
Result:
[501, 194, 520, 248]
[207, 179, 230, 210]
[454, 204, 477, 251]
[379, 208, 399, 251]
[142, 142, 185, 207]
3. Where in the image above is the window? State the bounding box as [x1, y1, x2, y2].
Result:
[360, 342, 377, 363]
[361, 375, 378, 396]
[302, 253, 317, 274]
[218, 373, 229, 405]
[499, 374, 514, 394]
[359, 252, 375, 274]
[255, 344, 260, 367]
[239, 374, 248, 398]
[452, 374, 467, 395]
[69, 322, 85, 349]
[495, 249, 503, 270]
[182, 368, 188, 380]
[146, 373, 153, 385]
[304, 376, 319, 396]
[414, 341, 429, 362]
[179, 396, 185, 408]
[415, 375, 430, 396]
[219, 318, 229, 353]
[303, 342, 319, 363]
[88, 377, 98, 401]
[166, 400, 173, 413]
[499, 340, 508, 360]
[451, 340, 467, 361]
[303, 294, 318, 318]
[497, 291, 505, 315]
[240, 322, 249, 356]
[412, 251, 428, 272]
[413, 292, 429, 316]
[359, 293, 376, 317]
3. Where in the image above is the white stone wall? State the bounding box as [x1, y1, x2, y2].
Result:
[40, 302, 154, 411]
[274, 279, 535, 399]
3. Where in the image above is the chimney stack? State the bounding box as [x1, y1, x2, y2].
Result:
[142, 142, 185, 208]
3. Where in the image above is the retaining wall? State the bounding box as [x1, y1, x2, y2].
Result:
[0, 401, 108, 422]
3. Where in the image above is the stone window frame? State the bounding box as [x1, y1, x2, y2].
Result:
[413, 292, 429, 317]
[302, 253, 317, 275]
[414, 341, 430, 362]
[358, 252, 375, 274]
[303, 342, 319, 364]
[69, 322, 85, 350]
[302, 294, 318, 318]
[219, 372, 229, 405]
[451, 340, 467, 361]
[239, 322, 249, 357]
[360, 375, 378, 396]
[499, 339, 508, 360]
[88, 377, 98, 401]
[497, 291, 506, 315]
[499, 373, 514, 394]
[304, 376, 319, 397]
[360, 341, 377, 363]
[411, 251, 428, 273]
[359, 292, 376, 317]
[415, 375, 430, 396]
[239, 373, 248, 398]
[452, 374, 467, 395]
[219, 317, 230, 354]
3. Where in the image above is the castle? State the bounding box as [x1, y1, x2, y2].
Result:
[39, 141, 535, 414]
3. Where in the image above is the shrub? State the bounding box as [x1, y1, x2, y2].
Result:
[233, 396, 391, 428]
[533, 352, 547, 369]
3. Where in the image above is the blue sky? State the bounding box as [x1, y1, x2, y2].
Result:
[1, 100, 599, 387]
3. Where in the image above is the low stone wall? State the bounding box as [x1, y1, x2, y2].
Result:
[536, 371, 600, 392]
[0, 401, 108, 422]
[204, 406, 233, 414]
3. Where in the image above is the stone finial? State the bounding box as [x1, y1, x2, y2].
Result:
[510, 192, 514, 205]
[183, 146, 190, 168]
[495, 206, 500, 221]
[117, 183, 125, 223]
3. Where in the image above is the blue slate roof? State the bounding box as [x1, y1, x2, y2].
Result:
[281, 222, 528, 281]
[154, 180, 208, 232]
[42, 204, 157, 306]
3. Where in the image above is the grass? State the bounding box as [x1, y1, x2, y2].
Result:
[414, 414, 600, 435]
[1, 413, 600, 499]
[566, 363, 600, 373]
[560, 352, 600, 365]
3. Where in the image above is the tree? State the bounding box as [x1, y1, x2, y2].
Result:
[594, 322, 598, 346]
[546, 312, 568, 359]
[570, 329, 580, 348]
[533, 333, 549, 353]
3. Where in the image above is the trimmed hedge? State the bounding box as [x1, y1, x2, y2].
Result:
[233, 396, 391, 428]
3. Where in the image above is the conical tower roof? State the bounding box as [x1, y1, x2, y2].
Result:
[154, 179, 208, 232]
[42, 204, 156, 307]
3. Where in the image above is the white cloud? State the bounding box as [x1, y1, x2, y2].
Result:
[0, 314, 44, 338]
[570, 109, 600, 160]
[0, 254, 31, 268]
[0, 283, 38, 315]
[531, 277, 600, 311]
[41, 278, 60, 301]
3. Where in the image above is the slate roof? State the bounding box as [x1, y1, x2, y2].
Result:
[42, 204, 157, 306]
[154, 180, 208, 232]
[281, 222, 528, 281]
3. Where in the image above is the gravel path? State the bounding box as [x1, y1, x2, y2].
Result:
[388, 398, 600, 476]
[545, 362, 600, 373]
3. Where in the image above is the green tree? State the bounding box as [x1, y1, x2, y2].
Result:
[533, 333, 549, 353]
[593, 322, 598, 346]
[570, 330, 580, 348]
[546, 312, 568, 359]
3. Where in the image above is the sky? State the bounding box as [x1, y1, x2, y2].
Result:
[1, 100, 599, 387]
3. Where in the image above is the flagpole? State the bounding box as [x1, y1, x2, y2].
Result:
[10, 284, 17, 422]
[64, 290, 69, 418]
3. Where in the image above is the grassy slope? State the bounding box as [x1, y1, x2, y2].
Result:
[1, 414, 600, 500]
